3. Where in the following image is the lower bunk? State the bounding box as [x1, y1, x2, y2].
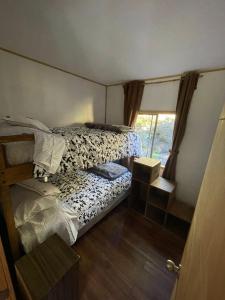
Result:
[10, 168, 132, 253]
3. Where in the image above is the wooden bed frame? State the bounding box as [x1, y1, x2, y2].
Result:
[0, 134, 134, 261]
[0, 134, 34, 261]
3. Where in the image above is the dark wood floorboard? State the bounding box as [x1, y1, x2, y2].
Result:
[73, 204, 185, 300]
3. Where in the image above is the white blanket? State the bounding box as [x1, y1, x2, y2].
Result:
[11, 185, 78, 253]
[0, 126, 66, 175]
[33, 131, 66, 175]
[17, 204, 78, 253]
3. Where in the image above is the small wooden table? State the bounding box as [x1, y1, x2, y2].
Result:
[15, 234, 80, 300]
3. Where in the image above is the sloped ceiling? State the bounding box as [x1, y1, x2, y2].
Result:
[0, 0, 225, 84]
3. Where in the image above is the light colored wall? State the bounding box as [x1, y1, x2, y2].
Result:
[176, 71, 225, 206]
[106, 80, 179, 124]
[141, 81, 179, 112]
[106, 86, 124, 124]
[106, 71, 225, 206]
[0, 50, 105, 127]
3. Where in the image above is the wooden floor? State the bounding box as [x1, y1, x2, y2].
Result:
[74, 204, 185, 300]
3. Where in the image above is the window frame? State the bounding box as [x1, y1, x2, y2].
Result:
[139, 110, 176, 115]
[136, 110, 176, 167]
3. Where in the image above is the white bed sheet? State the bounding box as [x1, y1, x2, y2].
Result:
[11, 185, 78, 253]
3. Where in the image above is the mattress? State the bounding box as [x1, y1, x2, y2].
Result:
[11, 169, 132, 252]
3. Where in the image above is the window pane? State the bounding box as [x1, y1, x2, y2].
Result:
[135, 114, 157, 157]
[152, 114, 175, 166]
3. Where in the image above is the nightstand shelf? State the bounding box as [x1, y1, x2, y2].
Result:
[133, 157, 161, 184]
[130, 179, 148, 214]
[15, 234, 80, 300]
[150, 176, 175, 193]
[130, 157, 194, 238]
[147, 194, 167, 211]
[166, 215, 191, 239]
[145, 204, 165, 225]
[167, 200, 194, 223]
[132, 176, 150, 185]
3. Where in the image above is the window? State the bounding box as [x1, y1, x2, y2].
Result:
[135, 113, 176, 166]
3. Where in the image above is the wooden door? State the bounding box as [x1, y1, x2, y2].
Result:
[173, 104, 225, 300]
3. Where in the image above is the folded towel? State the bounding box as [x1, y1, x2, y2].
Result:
[90, 162, 128, 179]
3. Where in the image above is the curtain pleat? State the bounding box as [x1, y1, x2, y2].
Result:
[123, 80, 145, 127]
[162, 71, 200, 181]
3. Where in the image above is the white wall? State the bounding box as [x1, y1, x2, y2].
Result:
[106, 80, 179, 124]
[106, 71, 225, 206]
[141, 81, 179, 112]
[0, 50, 105, 127]
[176, 71, 225, 206]
[106, 86, 124, 124]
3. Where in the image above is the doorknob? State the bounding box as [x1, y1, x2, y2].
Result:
[166, 259, 182, 274]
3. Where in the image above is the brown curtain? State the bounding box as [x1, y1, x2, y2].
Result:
[162, 71, 199, 181]
[123, 80, 145, 127]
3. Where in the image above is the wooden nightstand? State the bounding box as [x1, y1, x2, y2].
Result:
[130, 157, 161, 214]
[145, 176, 176, 224]
[133, 157, 161, 184]
[15, 234, 80, 300]
[130, 157, 194, 238]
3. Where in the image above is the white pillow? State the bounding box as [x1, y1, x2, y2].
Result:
[3, 115, 51, 133]
[17, 204, 78, 253]
[17, 179, 61, 197]
[14, 195, 59, 228]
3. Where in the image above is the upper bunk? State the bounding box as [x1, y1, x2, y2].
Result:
[0, 124, 141, 178]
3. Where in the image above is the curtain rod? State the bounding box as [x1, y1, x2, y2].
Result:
[107, 66, 225, 87]
[145, 78, 181, 85]
[145, 75, 204, 85]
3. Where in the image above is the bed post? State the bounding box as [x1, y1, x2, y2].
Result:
[121, 156, 135, 172]
[0, 144, 21, 261]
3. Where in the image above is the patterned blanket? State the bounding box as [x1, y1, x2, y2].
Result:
[50, 169, 132, 227]
[34, 127, 140, 177]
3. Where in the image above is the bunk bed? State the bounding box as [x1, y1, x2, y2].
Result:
[0, 127, 139, 261]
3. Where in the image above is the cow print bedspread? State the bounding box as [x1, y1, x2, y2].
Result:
[34, 126, 141, 177]
[49, 169, 132, 227]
